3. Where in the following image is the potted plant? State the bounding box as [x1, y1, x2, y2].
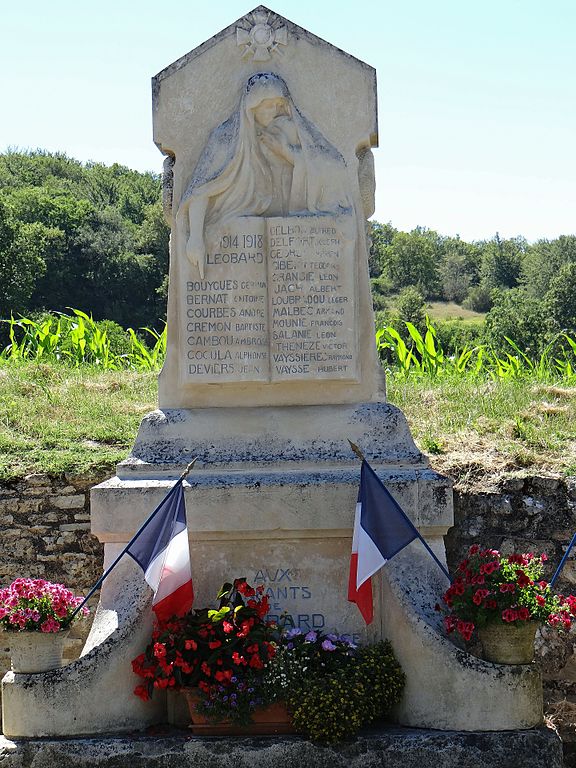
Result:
[0, 577, 89, 673]
[439, 546, 576, 663]
[132, 578, 282, 733]
[265, 628, 405, 742]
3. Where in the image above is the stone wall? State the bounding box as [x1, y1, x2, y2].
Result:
[0, 471, 107, 694]
[445, 474, 576, 764]
[1, 469, 576, 753]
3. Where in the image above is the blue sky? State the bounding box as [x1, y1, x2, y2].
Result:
[1, 0, 574, 242]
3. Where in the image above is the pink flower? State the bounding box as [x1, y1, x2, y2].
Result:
[40, 617, 61, 633]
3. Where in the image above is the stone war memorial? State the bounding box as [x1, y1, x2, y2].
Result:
[1, 7, 561, 767]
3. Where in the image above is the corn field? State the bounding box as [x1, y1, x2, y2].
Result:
[377, 317, 576, 381]
[2, 310, 576, 381]
[0, 310, 166, 372]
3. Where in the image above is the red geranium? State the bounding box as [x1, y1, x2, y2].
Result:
[440, 545, 576, 643]
[131, 577, 278, 723]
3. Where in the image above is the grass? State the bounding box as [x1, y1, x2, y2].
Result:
[0, 361, 574, 487]
[387, 376, 576, 488]
[426, 301, 486, 324]
[0, 362, 157, 480]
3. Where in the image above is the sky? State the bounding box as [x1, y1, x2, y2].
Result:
[1, 0, 574, 242]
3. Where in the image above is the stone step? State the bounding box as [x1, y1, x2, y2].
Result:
[0, 726, 562, 768]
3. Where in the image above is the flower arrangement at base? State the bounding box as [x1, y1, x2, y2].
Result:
[439, 546, 576, 644]
[264, 629, 405, 743]
[0, 578, 89, 633]
[131, 578, 277, 726]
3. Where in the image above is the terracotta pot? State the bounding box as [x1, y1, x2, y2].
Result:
[478, 621, 538, 664]
[7, 629, 70, 673]
[182, 689, 294, 735]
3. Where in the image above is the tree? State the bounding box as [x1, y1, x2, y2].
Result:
[522, 235, 576, 298]
[379, 228, 442, 298]
[0, 199, 53, 316]
[483, 288, 545, 355]
[544, 262, 576, 335]
[438, 238, 481, 304]
[369, 220, 396, 278]
[478, 234, 526, 292]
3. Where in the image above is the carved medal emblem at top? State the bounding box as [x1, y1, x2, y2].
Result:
[236, 10, 288, 61]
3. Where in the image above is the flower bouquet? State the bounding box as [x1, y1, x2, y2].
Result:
[0, 578, 89, 633]
[0, 577, 89, 673]
[132, 578, 278, 726]
[439, 546, 576, 662]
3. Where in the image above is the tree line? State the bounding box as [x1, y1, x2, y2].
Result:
[370, 222, 576, 354]
[0, 150, 169, 328]
[1, 150, 575, 358]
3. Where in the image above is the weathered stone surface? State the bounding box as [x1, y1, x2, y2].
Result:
[0, 727, 562, 768]
[52, 494, 86, 509]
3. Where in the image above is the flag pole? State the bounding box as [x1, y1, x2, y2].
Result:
[348, 440, 451, 582]
[65, 458, 198, 624]
[550, 532, 576, 588]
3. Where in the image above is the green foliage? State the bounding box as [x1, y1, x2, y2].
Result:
[522, 235, 576, 298]
[0, 310, 166, 371]
[377, 317, 576, 382]
[544, 262, 576, 335]
[483, 288, 545, 356]
[0, 150, 168, 328]
[286, 641, 404, 743]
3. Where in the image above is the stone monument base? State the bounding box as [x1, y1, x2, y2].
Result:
[0, 727, 562, 768]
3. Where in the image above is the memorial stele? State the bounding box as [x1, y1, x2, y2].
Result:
[2, 6, 543, 739]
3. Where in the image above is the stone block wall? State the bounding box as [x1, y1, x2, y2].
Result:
[445, 474, 576, 764]
[0, 471, 106, 697]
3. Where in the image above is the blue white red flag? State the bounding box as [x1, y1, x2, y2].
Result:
[348, 460, 419, 624]
[127, 481, 194, 622]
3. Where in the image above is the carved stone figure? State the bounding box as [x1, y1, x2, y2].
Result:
[176, 72, 351, 277]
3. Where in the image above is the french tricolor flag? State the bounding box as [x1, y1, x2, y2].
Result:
[348, 460, 419, 625]
[127, 481, 194, 622]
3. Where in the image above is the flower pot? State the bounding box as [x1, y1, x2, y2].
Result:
[182, 689, 294, 735]
[7, 630, 70, 673]
[478, 621, 538, 664]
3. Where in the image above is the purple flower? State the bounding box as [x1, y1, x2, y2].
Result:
[304, 631, 317, 643]
[285, 628, 303, 639]
[322, 639, 337, 651]
[326, 633, 338, 642]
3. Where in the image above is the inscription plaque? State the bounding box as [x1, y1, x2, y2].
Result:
[182, 213, 357, 384]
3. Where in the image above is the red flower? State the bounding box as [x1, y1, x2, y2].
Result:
[469, 545, 480, 555]
[185, 639, 197, 651]
[236, 580, 256, 597]
[444, 616, 457, 633]
[209, 640, 222, 649]
[215, 669, 233, 683]
[499, 583, 515, 593]
[153, 642, 167, 658]
[249, 654, 264, 669]
[222, 621, 234, 634]
[134, 685, 150, 701]
[502, 608, 518, 623]
[201, 661, 211, 677]
[517, 607, 530, 621]
[536, 595, 546, 607]
[515, 570, 532, 588]
[232, 651, 247, 666]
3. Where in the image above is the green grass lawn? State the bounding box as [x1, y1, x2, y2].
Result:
[0, 362, 157, 480]
[0, 361, 574, 485]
